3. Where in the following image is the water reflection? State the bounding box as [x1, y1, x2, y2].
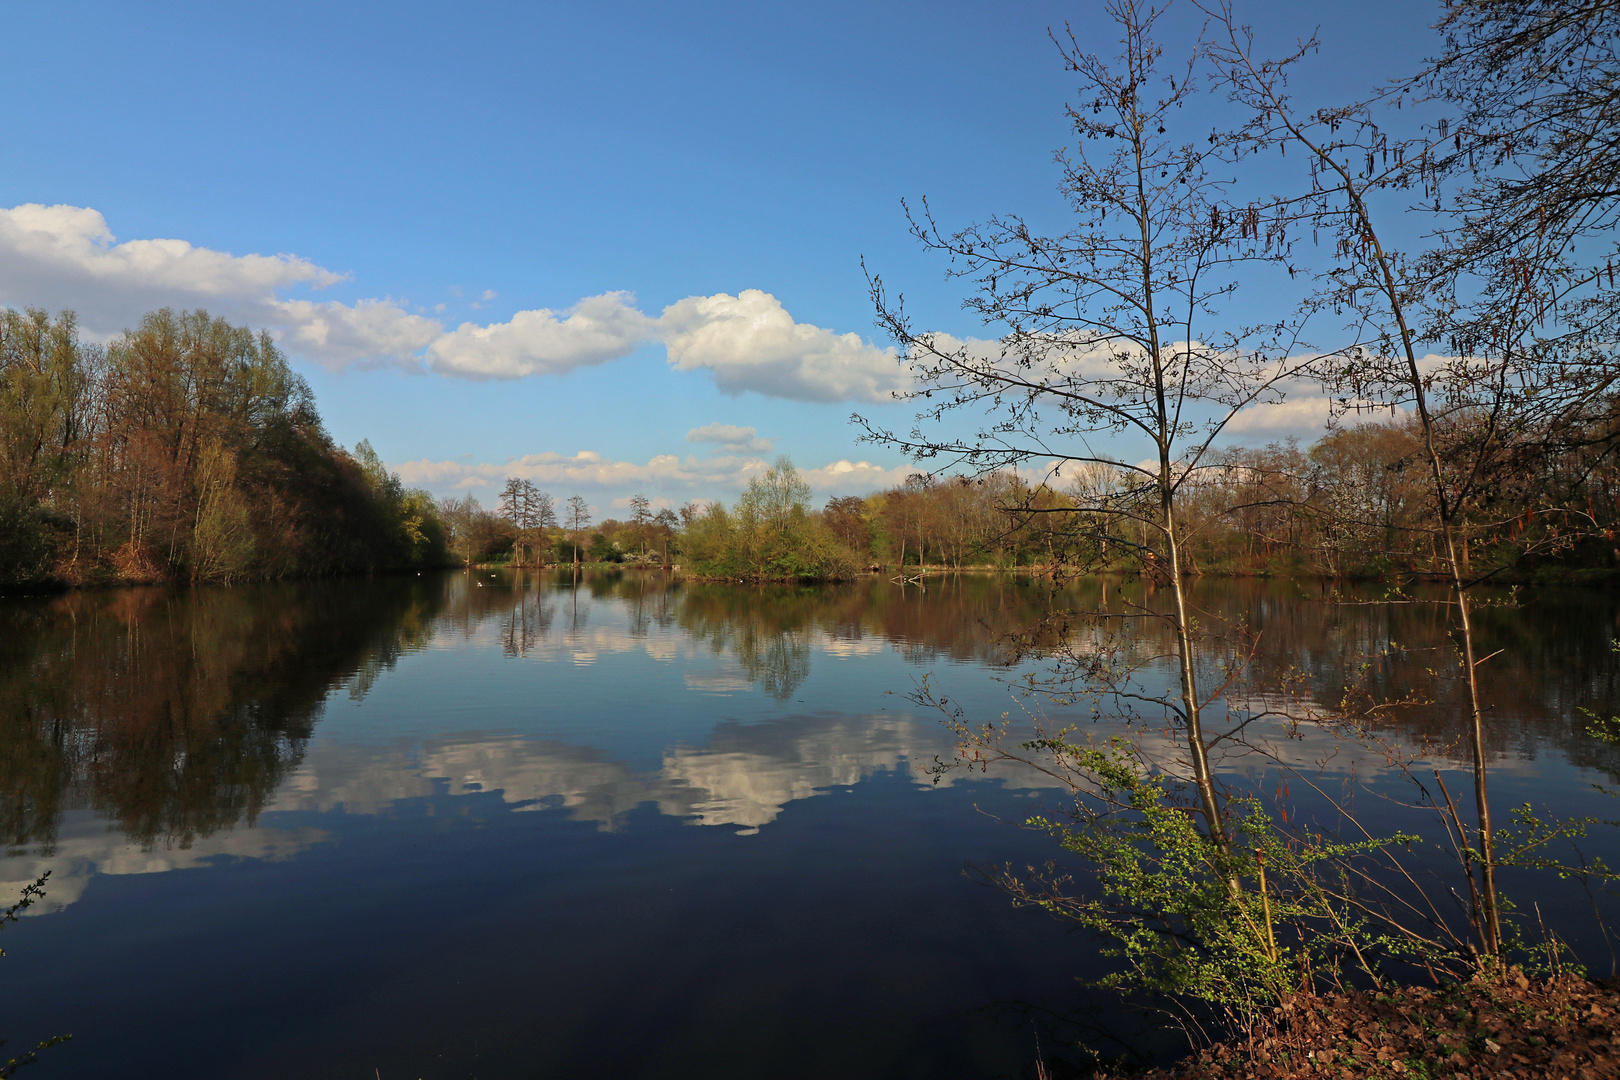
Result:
[0, 578, 441, 850]
[4, 571, 1617, 863]
[0, 578, 1069, 1078]
[6, 570, 1620, 1080]
[1237, 582, 1620, 777]
[0, 816, 329, 914]
[992, 575, 1620, 782]
[0, 571, 1041, 864]
[272, 713, 943, 834]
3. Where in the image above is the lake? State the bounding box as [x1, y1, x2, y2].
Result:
[3, 571, 1618, 1079]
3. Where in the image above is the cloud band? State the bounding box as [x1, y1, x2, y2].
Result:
[0, 204, 906, 403]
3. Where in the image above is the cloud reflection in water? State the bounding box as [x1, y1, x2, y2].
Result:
[272, 712, 950, 833]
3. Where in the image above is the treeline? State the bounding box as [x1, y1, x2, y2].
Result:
[1, 307, 448, 588]
[439, 482, 684, 569]
[778, 417, 1620, 581]
[1166, 417, 1620, 579]
[446, 460, 1111, 579]
[15, 304, 1610, 589]
[443, 459, 858, 581]
[448, 414, 1620, 583]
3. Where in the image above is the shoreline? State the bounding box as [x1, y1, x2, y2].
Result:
[9, 561, 1620, 598]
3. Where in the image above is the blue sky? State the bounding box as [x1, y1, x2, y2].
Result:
[0, 0, 1440, 517]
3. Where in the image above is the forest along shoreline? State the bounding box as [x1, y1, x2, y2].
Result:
[5, 307, 1617, 594]
[0, 308, 450, 592]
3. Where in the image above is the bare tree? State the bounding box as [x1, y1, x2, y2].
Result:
[1428, 0, 1620, 358]
[564, 495, 591, 567]
[653, 507, 679, 567]
[1208, 7, 1514, 954]
[628, 493, 652, 561]
[498, 478, 550, 565]
[1204, 0, 1620, 957]
[863, 0, 1314, 852]
[497, 478, 524, 563]
[532, 487, 557, 563]
[439, 493, 482, 566]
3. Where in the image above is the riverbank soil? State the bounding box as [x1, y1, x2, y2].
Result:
[1109, 968, 1619, 1079]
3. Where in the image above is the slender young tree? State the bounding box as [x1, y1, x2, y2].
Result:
[653, 507, 679, 567]
[628, 493, 652, 560]
[1208, 10, 1506, 955]
[564, 495, 591, 567]
[498, 478, 531, 565]
[1204, 1, 1620, 956]
[863, 0, 1314, 853]
[532, 487, 557, 563]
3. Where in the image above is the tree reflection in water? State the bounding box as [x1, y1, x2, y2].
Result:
[3, 570, 1617, 859]
[3, 570, 1620, 1080]
[0, 577, 444, 850]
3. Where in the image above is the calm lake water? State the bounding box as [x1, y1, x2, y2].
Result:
[3, 571, 1618, 1079]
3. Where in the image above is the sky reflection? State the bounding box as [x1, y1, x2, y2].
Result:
[4, 570, 1617, 914]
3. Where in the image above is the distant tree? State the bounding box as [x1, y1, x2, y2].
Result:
[497, 479, 528, 563]
[876, 476, 933, 568]
[587, 531, 622, 563]
[0, 308, 95, 584]
[680, 458, 853, 580]
[733, 458, 811, 579]
[105, 308, 314, 577]
[653, 507, 679, 567]
[439, 494, 484, 566]
[530, 485, 557, 563]
[628, 493, 653, 560]
[564, 495, 591, 566]
[0, 304, 452, 585]
[352, 440, 446, 569]
[822, 496, 871, 557]
[496, 479, 556, 565]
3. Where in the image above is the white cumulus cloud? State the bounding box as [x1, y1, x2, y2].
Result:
[425, 292, 655, 378]
[1224, 386, 1409, 443]
[659, 289, 907, 403]
[394, 449, 918, 504]
[1224, 396, 1336, 439]
[798, 459, 921, 492]
[393, 450, 769, 500]
[0, 204, 912, 402]
[271, 297, 442, 368]
[0, 203, 343, 335]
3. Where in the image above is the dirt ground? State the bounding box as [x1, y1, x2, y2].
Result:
[1107, 968, 1620, 1079]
